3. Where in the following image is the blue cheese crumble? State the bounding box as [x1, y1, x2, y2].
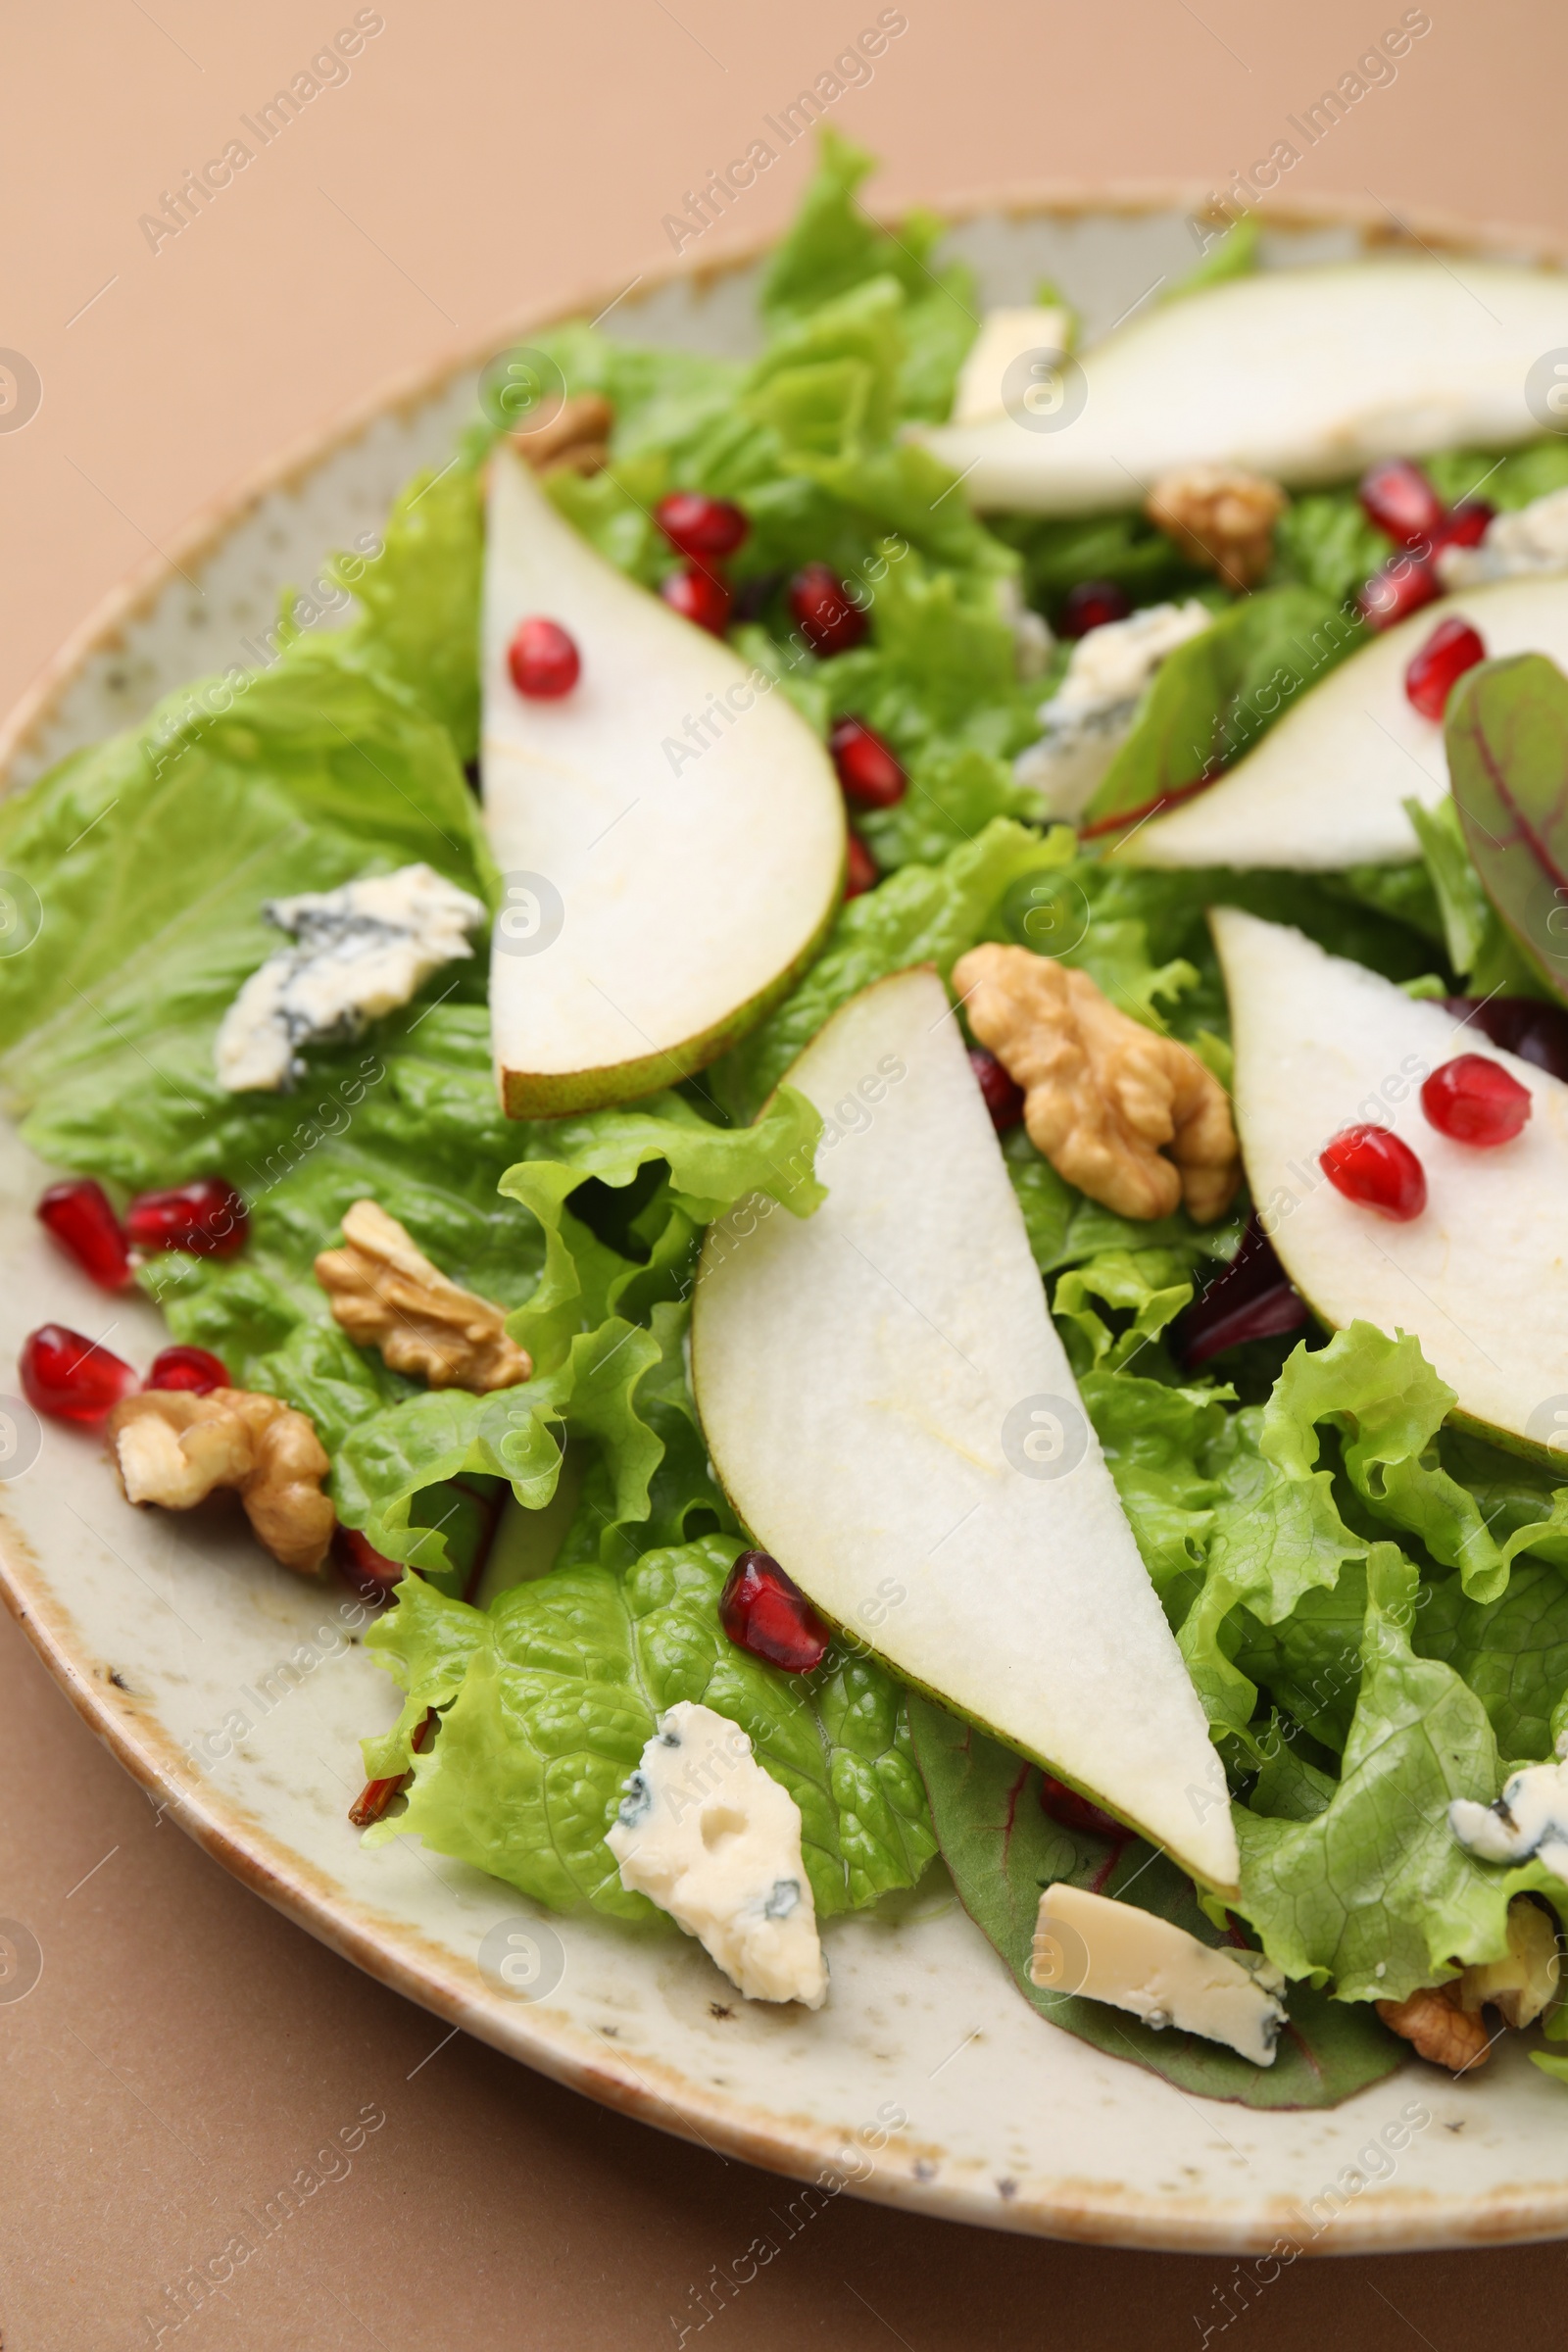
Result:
[1013, 599, 1212, 821]
[216, 864, 486, 1093]
[1450, 1737, 1568, 1886]
[606, 1700, 828, 2008]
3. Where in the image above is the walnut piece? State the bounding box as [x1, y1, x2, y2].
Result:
[953, 944, 1240, 1224]
[108, 1389, 334, 1575]
[1146, 464, 1288, 590]
[1457, 1896, 1561, 2030]
[1376, 1980, 1493, 2072]
[513, 391, 614, 479]
[315, 1199, 531, 1393]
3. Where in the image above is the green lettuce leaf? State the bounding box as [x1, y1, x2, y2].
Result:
[1412, 1557, 1568, 1763]
[856, 744, 1045, 874]
[760, 129, 977, 421]
[1053, 1248, 1195, 1374]
[326, 445, 486, 760]
[907, 1691, 1401, 2107]
[1164, 216, 1259, 302]
[1405, 791, 1544, 995]
[711, 817, 1075, 1119]
[1237, 1546, 1564, 2001]
[0, 652, 495, 1188]
[364, 1532, 937, 1921]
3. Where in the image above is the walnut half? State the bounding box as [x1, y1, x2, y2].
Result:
[1376, 1979, 1494, 2072]
[315, 1200, 531, 1394]
[513, 391, 614, 479]
[1146, 464, 1287, 590]
[953, 944, 1241, 1224]
[108, 1390, 335, 1575]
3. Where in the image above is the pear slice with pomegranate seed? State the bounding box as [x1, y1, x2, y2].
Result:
[690, 963, 1240, 1894]
[922, 260, 1568, 514]
[1214, 906, 1568, 1454]
[481, 448, 844, 1116]
[1120, 574, 1568, 871]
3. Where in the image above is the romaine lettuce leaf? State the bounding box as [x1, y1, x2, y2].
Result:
[363, 1531, 937, 1922]
[326, 444, 486, 759]
[0, 654, 495, 1190]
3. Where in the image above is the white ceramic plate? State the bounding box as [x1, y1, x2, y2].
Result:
[7, 190, 1568, 2253]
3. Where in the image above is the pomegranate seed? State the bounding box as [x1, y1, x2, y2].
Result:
[718, 1549, 831, 1673]
[508, 615, 580, 699]
[1442, 996, 1568, 1082]
[969, 1048, 1023, 1132]
[1040, 1776, 1127, 1840]
[1320, 1124, 1427, 1221]
[661, 564, 732, 636]
[1359, 558, 1439, 633]
[1421, 1054, 1532, 1147]
[829, 716, 907, 808]
[334, 1525, 407, 1606]
[655, 492, 749, 562]
[1174, 1213, 1308, 1371]
[1359, 459, 1445, 551]
[124, 1178, 249, 1257]
[145, 1345, 230, 1395]
[1431, 499, 1494, 556]
[19, 1324, 137, 1423]
[1404, 614, 1487, 719]
[1059, 579, 1132, 638]
[35, 1179, 130, 1290]
[844, 834, 879, 899]
[789, 564, 867, 657]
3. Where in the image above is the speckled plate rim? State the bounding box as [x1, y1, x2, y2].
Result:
[6, 182, 1568, 2255]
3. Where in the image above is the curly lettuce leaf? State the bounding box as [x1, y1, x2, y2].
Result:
[499, 1083, 823, 1371]
[907, 1691, 1400, 2107]
[1053, 1248, 1195, 1374]
[363, 1532, 937, 1922]
[760, 129, 977, 421]
[711, 817, 1075, 1120]
[1237, 1546, 1564, 2002]
[1166, 1323, 1568, 1741]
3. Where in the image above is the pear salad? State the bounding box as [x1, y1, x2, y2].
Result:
[14, 138, 1568, 2108]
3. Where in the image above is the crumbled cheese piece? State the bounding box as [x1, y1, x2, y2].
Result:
[1012, 600, 1212, 821]
[996, 573, 1055, 681]
[216, 864, 486, 1093]
[1449, 1735, 1568, 1886]
[606, 1700, 828, 2008]
[1032, 1882, 1287, 2066]
[1438, 486, 1568, 588]
[951, 306, 1074, 426]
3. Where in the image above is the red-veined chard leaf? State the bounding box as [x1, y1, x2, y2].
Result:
[1447, 651, 1568, 1001]
[906, 1692, 1401, 2109]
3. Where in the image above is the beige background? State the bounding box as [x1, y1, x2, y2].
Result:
[5, 2, 1568, 2344]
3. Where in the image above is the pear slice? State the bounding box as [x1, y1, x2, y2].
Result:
[1122, 575, 1568, 871]
[1214, 906, 1568, 1451]
[481, 449, 845, 1116]
[689, 965, 1239, 1893]
[922, 261, 1568, 514]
